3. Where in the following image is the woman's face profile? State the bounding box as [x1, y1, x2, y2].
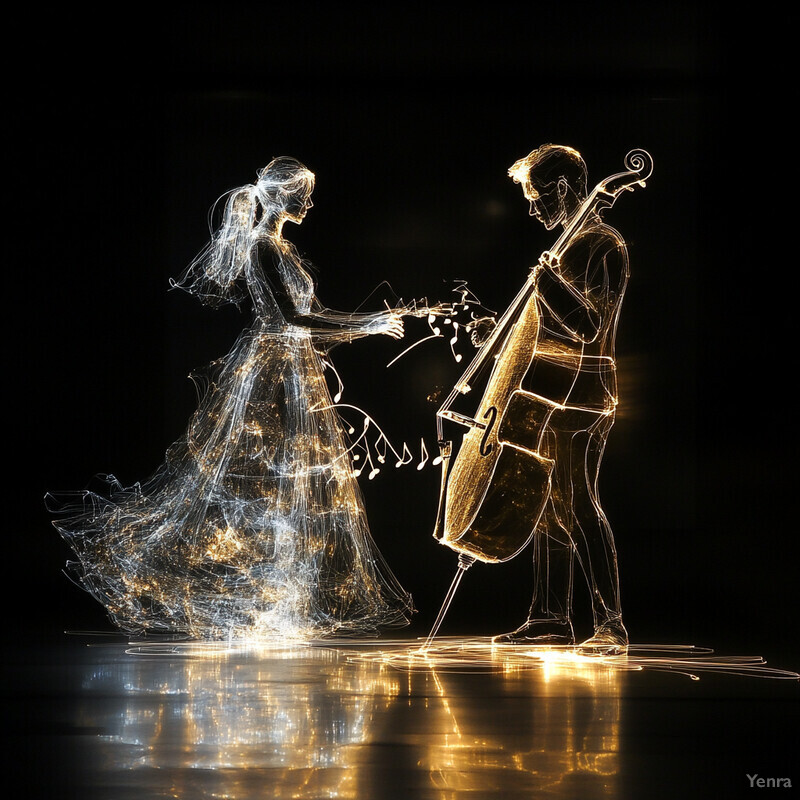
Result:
[282, 186, 314, 224]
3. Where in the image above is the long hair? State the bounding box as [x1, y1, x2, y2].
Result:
[172, 158, 315, 308]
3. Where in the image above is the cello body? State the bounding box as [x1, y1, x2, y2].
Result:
[433, 149, 653, 565]
[434, 287, 554, 563]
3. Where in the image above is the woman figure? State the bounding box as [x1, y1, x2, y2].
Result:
[52, 157, 414, 639]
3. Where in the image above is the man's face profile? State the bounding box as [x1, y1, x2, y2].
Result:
[524, 174, 566, 230]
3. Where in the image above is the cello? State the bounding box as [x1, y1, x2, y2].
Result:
[423, 148, 654, 648]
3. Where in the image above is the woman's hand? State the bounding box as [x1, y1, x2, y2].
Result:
[367, 310, 405, 339]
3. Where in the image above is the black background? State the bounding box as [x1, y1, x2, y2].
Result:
[13, 5, 797, 665]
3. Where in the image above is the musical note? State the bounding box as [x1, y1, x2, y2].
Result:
[385, 284, 491, 368]
[395, 442, 413, 468]
[322, 356, 345, 403]
[417, 438, 429, 471]
[449, 321, 462, 363]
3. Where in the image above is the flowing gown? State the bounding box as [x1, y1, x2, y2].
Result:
[52, 236, 414, 639]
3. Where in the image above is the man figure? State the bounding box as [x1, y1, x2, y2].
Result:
[493, 144, 628, 655]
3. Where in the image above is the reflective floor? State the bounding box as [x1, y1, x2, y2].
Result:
[5, 636, 798, 799]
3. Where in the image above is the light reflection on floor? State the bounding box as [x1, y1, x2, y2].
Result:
[10, 636, 799, 799]
[69, 638, 628, 798]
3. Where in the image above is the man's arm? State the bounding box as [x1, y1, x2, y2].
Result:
[534, 228, 626, 343]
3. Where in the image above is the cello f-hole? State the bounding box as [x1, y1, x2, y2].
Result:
[480, 406, 498, 456]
